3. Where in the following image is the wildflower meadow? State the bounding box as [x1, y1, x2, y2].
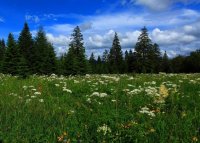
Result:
[0, 73, 200, 142]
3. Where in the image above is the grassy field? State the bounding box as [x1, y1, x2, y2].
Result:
[0, 73, 200, 142]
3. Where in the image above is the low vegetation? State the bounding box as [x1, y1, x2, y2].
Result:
[0, 73, 200, 142]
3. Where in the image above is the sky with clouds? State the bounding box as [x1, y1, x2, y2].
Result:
[0, 0, 200, 58]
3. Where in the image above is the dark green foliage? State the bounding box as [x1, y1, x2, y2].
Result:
[18, 22, 34, 73]
[96, 56, 103, 74]
[64, 26, 88, 75]
[1, 24, 200, 75]
[17, 56, 29, 78]
[2, 33, 20, 75]
[89, 53, 96, 74]
[135, 27, 161, 73]
[33, 27, 57, 75]
[184, 50, 200, 73]
[125, 50, 136, 73]
[161, 51, 172, 73]
[102, 49, 109, 74]
[108, 32, 124, 73]
[0, 39, 6, 71]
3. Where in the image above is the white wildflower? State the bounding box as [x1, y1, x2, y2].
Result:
[99, 93, 108, 97]
[55, 84, 60, 87]
[23, 86, 28, 90]
[39, 99, 44, 102]
[26, 99, 31, 103]
[97, 124, 111, 135]
[34, 92, 41, 95]
[63, 88, 72, 93]
[32, 89, 37, 91]
[139, 106, 155, 117]
[31, 95, 36, 98]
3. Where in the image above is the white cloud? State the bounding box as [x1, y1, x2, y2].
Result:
[134, 0, 171, 11]
[0, 17, 4, 22]
[25, 15, 40, 23]
[46, 33, 71, 46]
[129, 0, 200, 11]
[151, 28, 196, 45]
[46, 24, 74, 35]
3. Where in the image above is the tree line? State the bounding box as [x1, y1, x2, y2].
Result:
[0, 23, 199, 77]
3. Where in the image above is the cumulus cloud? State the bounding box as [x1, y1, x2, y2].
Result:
[46, 33, 71, 56]
[151, 28, 196, 45]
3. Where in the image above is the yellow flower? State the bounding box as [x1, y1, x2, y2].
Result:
[192, 136, 198, 142]
[181, 111, 187, 118]
[159, 84, 169, 98]
[149, 128, 156, 133]
[63, 131, 67, 136]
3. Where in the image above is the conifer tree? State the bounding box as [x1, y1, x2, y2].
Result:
[108, 32, 123, 73]
[2, 33, 20, 75]
[89, 52, 96, 74]
[96, 56, 102, 74]
[18, 22, 34, 74]
[135, 27, 161, 73]
[102, 49, 109, 73]
[64, 26, 88, 75]
[34, 27, 57, 74]
[162, 51, 172, 73]
[0, 39, 6, 71]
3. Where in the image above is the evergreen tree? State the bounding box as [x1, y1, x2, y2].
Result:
[108, 32, 123, 73]
[135, 27, 161, 73]
[17, 56, 29, 78]
[18, 22, 34, 74]
[89, 52, 96, 74]
[34, 27, 57, 74]
[102, 49, 109, 73]
[148, 43, 162, 73]
[2, 33, 20, 75]
[0, 39, 6, 71]
[128, 50, 136, 73]
[64, 26, 88, 75]
[96, 56, 102, 74]
[161, 51, 172, 73]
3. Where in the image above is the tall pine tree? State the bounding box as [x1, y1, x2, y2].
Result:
[2, 33, 20, 75]
[64, 26, 88, 75]
[108, 32, 123, 73]
[135, 27, 161, 73]
[18, 22, 34, 74]
[0, 39, 6, 71]
[34, 27, 57, 74]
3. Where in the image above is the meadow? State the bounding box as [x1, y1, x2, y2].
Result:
[0, 73, 200, 142]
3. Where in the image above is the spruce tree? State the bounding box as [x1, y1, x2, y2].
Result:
[64, 26, 88, 75]
[162, 51, 172, 73]
[102, 49, 109, 74]
[0, 39, 6, 71]
[135, 27, 161, 73]
[89, 52, 96, 74]
[18, 22, 34, 74]
[34, 27, 57, 74]
[96, 56, 102, 74]
[2, 33, 20, 75]
[108, 32, 123, 73]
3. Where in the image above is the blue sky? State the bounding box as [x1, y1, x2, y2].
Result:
[0, 0, 200, 57]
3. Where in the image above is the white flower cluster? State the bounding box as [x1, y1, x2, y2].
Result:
[97, 124, 111, 135]
[91, 92, 108, 98]
[139, 106, 155, 117]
